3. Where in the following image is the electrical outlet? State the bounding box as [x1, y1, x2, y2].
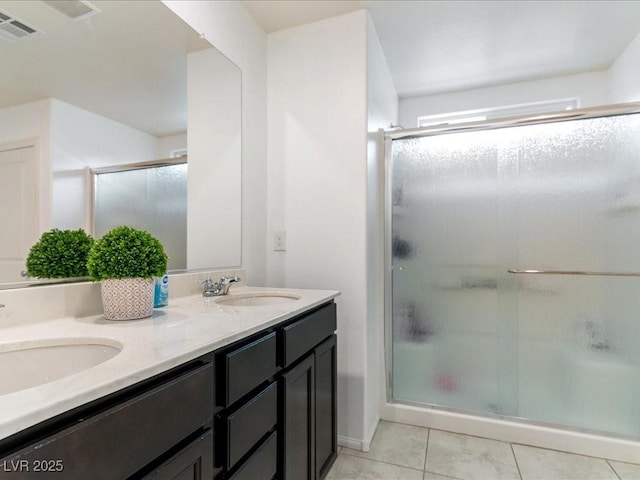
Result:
[274, 230, 286, 251]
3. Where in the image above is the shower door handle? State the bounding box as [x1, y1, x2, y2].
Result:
[508, 269, 640, 277]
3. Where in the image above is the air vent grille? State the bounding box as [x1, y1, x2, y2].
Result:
[0, 8, 41, 42]
[42, 0, 101, 21]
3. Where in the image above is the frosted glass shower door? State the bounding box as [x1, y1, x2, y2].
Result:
[390, 112, 640, 438]
[390, 129, 512, 415]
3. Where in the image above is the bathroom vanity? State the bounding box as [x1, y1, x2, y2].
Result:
[0, 287, 338, 480]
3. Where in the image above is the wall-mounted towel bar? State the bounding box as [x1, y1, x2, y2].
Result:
[508, 269, 640, 277]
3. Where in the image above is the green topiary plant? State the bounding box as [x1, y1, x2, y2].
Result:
[26, 229, 94, 278]
[87, 225, 167, 281]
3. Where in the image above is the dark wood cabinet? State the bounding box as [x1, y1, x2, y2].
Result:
[279, 334, 337, 480]
[280, 354, 315, 480]
[216, 331, 278, 407]
[278, 303, 336, 367]
[0, 362, 214, 480]
[315, 335, 337, 479]
[221, 382, 277, 470]
[0, 300, 337, 480]
[143, 430, 216, 480]
[214, 300, 337, 480]
[227, 432, 277, 480]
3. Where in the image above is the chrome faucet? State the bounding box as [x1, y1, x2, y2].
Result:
[201, 276, 241, 297]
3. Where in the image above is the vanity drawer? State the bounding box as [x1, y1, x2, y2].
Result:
[228, 431, 278, 480]
[222, 381, 277, 470]
[216, 331, 278, 407]
[2, 363, 214, 480]
[279, 302, 336, 367]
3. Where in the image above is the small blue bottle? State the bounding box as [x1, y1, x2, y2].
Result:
[154, 274, 169, 307]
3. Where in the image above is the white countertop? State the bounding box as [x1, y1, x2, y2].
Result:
[0, 286, 339, 442]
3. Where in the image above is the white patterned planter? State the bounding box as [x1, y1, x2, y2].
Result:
[101, 278, 154, 320]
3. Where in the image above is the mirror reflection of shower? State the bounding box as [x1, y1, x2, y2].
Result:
[91, 158, 187, 270]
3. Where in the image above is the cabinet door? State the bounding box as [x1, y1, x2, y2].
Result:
[315, 335, 337, 479]
[279, 354, 315, 480]
[143, 430, 216, 480]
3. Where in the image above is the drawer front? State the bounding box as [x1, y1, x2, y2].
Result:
[2, 363, 214, 480]
[225, 382, 277, 469]
[143, 429, 214, 479]
[228, 431, 277, 480]
[218, 331, 278, 407]
[280, 302, 336, 367]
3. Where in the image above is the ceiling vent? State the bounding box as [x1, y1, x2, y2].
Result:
[42, 0, 101, 21]
[0, 8, 41, 42]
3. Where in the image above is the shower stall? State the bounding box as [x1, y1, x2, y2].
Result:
[385, 103, 640, 444]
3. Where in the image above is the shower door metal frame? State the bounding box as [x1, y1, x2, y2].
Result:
[88, 156, 187, 237]
[383, 101, 640, 406]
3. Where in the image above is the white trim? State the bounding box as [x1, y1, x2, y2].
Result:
[337, 435, 365, 451]
[362, 415, 380, 452]
[338, 416, 381, 452]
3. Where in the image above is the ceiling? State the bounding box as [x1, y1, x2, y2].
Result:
[243, 0, 640, 98]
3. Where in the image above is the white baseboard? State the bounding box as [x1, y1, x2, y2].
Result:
[362, 415, 380, 451]
[337, 435, 364, 451]
[338, 416, 380, 452]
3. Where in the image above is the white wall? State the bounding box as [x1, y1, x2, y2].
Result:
[157, 133, 187, 159]
[267, 11, 370, 447]
[365, 14, 398, 447]
[609, 31, 640, 103]
[163, 0, 268, 285]
[399, 71, 610, 128]
[49, 99, 157, 230]
[0, 100, 51, 231]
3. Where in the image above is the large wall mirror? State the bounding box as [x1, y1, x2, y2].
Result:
[0, 0, 242, 287]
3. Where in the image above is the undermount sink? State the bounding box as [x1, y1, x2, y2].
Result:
[0, 338, 122, 395]
[214, 292, 301, 307]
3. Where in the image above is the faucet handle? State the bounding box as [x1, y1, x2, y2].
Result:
[200, 278, 217, 296]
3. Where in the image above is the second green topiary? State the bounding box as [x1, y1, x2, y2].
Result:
[87, 225, 167, 281]
[26, 229, 94, 278]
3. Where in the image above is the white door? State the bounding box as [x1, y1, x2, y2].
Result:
[0, 141, 38, 283]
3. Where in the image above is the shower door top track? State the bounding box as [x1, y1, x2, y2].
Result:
[385, 102, 640, 140]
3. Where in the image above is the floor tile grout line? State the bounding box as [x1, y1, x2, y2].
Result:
[423, 468, 465, 480]
[510, 442, 524, 480]
[606, 459, 623, 480]
[338, 451, 425, 473]
[510, 440, 636, 465]
[424, 427, 430, 472]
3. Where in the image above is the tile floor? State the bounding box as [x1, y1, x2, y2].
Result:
[327, 421, 640, 480]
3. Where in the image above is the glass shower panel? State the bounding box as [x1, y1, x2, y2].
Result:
[94, 163, 187, 270]
[510, 115, 640, 436]
[391, 130, 511, 415]
[391, 112, 640, 438]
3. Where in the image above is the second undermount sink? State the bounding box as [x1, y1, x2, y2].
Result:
[214, 292, 301, 307]
[0, 338, 122, 395]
